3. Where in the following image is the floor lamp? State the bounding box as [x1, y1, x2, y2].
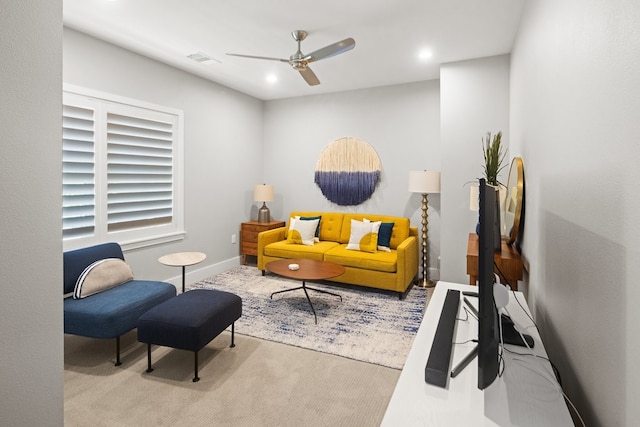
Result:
[409, 170, 441, 288]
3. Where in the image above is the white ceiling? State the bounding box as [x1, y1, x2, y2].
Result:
[63, 0, 525, 101]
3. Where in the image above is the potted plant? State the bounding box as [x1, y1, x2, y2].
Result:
[482, 131, 507, 186]
[480, 131, 507, 248]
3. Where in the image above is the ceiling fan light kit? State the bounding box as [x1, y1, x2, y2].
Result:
[227, 30, 355, 86]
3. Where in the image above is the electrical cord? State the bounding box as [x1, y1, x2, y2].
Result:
[461, 305, 477, 321]
[493, 261, 583, 426]
[456, 306, 470, 322]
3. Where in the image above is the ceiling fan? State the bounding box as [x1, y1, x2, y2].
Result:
[226, 30, 355, 86]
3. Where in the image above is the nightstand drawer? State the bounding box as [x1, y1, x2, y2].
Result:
[242, 230, 260, 242]
[239, 220, 286, 263]
[241, 242, 258, 256]
[241, 224, 266, 234]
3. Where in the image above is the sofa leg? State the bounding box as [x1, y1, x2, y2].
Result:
[115, 336, 122, 366]
[261, 270, 266, 276]
[398, 291, 406, 301]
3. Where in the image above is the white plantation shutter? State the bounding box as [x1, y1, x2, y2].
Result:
[62, 103, 96, 239]
[62, 86, 184, 251]
[106, 113, 174, 231]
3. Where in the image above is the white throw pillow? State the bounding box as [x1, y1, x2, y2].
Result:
[73, 258, 134, 299]
[346, 219, 379, 253]
[287, 217, 319, 246]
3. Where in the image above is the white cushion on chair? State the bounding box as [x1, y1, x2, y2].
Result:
[73, 258, 134, 299]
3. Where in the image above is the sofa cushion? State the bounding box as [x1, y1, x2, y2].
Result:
[264, 240, 340, 260]
[288, 211, 344, 242]
[63, 242, 125, 295]
[341, 214, 410, 249]
[299, 215, 322, 242]
[73, 258, 134, 299]
[346, 219, 380, 253]
[286, 217, 319, 246]
[325, 245, 397, 273]
[377, 222, 394, 252]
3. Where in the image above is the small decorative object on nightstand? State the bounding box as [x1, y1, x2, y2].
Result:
[240, 220, 285, 264]
[254, 184, 274, 223]
[408, 170, 441, 288]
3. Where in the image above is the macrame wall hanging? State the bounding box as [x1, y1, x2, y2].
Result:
[314, 137, 381, 206]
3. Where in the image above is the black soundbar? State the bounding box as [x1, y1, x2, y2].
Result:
[425, 289, 460, 387]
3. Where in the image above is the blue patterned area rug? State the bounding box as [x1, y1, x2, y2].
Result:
[191, 265, 429, 369]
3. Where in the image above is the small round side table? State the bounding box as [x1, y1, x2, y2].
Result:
[158, 252, 207, 293]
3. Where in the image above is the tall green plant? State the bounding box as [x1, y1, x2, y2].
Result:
[482, 131, 507, 186]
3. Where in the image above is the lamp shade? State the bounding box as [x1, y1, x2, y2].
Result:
[254, 184, 274, 202]
[408, 170, 441, 194]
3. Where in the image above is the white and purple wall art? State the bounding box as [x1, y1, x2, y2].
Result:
[314, 137, 381, 206]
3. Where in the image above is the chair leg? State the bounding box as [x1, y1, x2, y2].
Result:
[193, 351, 200, 382]
[230, 322, 236, 348]
[115, 336, 122, 366]
[146, 344, 153, 373]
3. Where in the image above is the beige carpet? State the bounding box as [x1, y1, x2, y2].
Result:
[64, 330, 402, 426]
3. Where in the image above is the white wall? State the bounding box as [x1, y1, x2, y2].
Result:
[440, 55, 511, 284]
[0, 1, 64, 425]
[263, 81, 442, 279]
[63, 29, 265, 284]
[510, 1, 640, 425]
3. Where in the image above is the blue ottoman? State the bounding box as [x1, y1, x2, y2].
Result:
[137, 289, 242, 382]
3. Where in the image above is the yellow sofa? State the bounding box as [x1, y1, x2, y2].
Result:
[257, 211, 419, 298]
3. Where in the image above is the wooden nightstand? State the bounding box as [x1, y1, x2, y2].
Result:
[466, 233, 523, 290]
[240, 220, 285, 264]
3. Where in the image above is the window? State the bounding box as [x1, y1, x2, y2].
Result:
[63, 85, 184, 251]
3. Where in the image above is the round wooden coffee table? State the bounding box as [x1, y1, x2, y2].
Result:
[266, 258, 345, 324]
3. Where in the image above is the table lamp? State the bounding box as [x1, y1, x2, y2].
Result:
[254, 184, 274, 223]
[408, 170, 441, 287]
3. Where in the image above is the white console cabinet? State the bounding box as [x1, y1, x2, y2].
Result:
[382, 281, 573, 426]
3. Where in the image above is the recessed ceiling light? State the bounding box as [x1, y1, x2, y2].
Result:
[418, 49, 433, 61]
[266, 74, 278, 84]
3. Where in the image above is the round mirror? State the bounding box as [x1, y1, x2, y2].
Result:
[503, 157, 524, 246]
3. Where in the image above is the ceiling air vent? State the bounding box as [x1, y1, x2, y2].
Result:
[186, 52, 221, 64]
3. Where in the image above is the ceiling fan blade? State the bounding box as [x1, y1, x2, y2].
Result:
[304, 38, 355, 63]
[226, 53, 289, 63]
[299, 67, 320, 86]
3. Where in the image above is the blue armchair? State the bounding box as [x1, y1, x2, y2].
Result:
[63, 242, 176, 365]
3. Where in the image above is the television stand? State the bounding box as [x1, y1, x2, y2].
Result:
[382, 281, 573, 426]
[501, 313, 534, 347]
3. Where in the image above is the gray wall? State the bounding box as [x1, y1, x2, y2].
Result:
[440, 55, 511, 284]
[511, 1, 640, 425]
[263, 81, 442, 279]
[0, 1, 64, 425]
[63, 28, 265, 284]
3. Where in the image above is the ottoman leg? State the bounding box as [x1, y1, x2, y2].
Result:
[115, 336, 122, 366]
[146, 344, 154, 373]
[193, 351, 200, 382]
[230, 322, 236, 348]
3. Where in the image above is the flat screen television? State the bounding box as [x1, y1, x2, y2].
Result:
[477, 178, 501, 390]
